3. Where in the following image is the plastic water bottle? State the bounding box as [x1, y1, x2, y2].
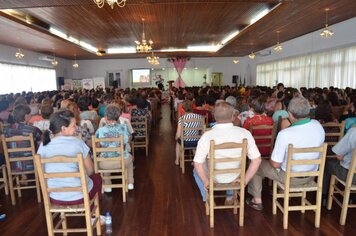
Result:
[105, 212, 112, 234]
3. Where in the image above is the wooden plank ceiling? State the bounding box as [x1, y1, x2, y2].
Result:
[0, 0, 355, 60]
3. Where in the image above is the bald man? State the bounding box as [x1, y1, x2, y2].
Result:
[193, 102, 262, 204]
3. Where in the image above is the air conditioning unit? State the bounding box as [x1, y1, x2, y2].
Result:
[257, 50, 271, 57]
[38, 55, 54, 61]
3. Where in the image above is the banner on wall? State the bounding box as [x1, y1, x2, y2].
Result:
[72, 80, 82, 90]
[82, 79, 94, 90]
[93, 77, 105, 89]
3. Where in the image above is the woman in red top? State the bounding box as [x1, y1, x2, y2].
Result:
[243, 97, 274, 157]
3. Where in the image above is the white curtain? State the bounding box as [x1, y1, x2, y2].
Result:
[256, 45, 356, 88]
[0, 63, 56, 95]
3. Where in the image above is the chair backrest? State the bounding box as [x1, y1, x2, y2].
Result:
[91, 135, 125, 173]
[322, 121, 345, 157]
[180, 117, 205, 147]
[345, 148, 356, 188]
[284, 143, 328, 188]
[209, 139, 247, 187]
[249, 124, 275, 157]
[1, 133, 36, 172]
[131, 115, 148, 138]
[34, 153, 90, 207]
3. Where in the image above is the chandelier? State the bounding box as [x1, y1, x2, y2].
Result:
[248, 52, 255, 59]
[52, 54, 58, 66]
[147, 52, 159, 65]
[73, 56, 79, 68]
[93, 0, 127, 9]
[233, 59, 239, 64]
[320, 9, 333, 39]
[15, 48, 24, 59]
[135, 18, 153, 53]
[273, 31, 283, 53]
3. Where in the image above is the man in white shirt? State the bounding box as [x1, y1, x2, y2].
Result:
[193, 102, 262, 203]
[247, 96, 325, 210]
[323, 127, 356, 197]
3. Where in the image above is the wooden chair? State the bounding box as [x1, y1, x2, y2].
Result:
[179, 117, 205, 174]
[131, 115, 149, 157]
[34, 153, 101, 236]
[272, 143, 328, 229]
[1, 134, 41, 205]
[322, 121, 345, 158]
[206, 139, 247, 228]
[249, 124, 276, 158]
[327, 148, 356, 225]
[0, 164, 9, 195]
[0, 134, 9, 195]
[92, 135, 127, 202]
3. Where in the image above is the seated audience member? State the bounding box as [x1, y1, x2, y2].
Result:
[37, 110, 102, 204]
[178, 92, 195, 118]
[193, 96, 214, 124]
[225, 95, 240, 126]
[67, 102, 91, 146]
[33, 104, 54, 131]
[131, 97, 151, 135]
[339, 97, 356, 122]
[28, 100, 41, 125]
[95, 104, 134, 191]
[4, 104, 42, 171]
[193, 102, 262, 203]
[243, 97, 274, 156]
[247, 96, 325, 210]
[322, 127, 356, 201]
[117, 100, 131, 120]
[175, 100, 204, 166]
[0, 100, 11, 123]
[98, 94, 113, 118]
[77, 97, 99, 124]
[315, 100, 337, 123]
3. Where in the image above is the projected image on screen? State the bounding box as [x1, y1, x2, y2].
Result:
[132, 69, 151, 86]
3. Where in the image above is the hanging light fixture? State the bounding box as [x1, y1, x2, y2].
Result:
[320, 9, 334, 39]
[135, 18, 153, 53]
[233, 58, 239, 64]
[273, 31, 283, 53]
[147, 51, 159, 65]
[93, 0, 127, 9]
[51, 54, 58, 66]
[73, 55, 79, 68]
[15, 48, 24, 60]
[248, 52, 255, 59]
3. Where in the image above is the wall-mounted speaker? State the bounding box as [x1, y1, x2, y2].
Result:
[232, 75, 238, 84]
[58, 77, 65, 86]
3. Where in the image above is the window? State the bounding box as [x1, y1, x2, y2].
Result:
[0, 63, 56, 95]
[256, 45, 356, 88]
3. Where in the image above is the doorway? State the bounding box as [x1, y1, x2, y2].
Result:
[211, 72, 223, 86]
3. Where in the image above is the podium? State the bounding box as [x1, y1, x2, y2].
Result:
[167, 80, 175, 90]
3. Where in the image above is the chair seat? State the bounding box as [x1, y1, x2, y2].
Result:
[50, 203, 87, 213]
[213, 181, 241, 191]
[334, 175, 356, 190]
[276, 180, 318, 192]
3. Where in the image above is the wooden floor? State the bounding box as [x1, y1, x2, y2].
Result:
[1, 104, 356, 236]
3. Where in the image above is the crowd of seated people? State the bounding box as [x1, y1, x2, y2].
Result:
[170, 83, 356, 213]
[0, 83, 356, 225]
[0, 87, 164, 220]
